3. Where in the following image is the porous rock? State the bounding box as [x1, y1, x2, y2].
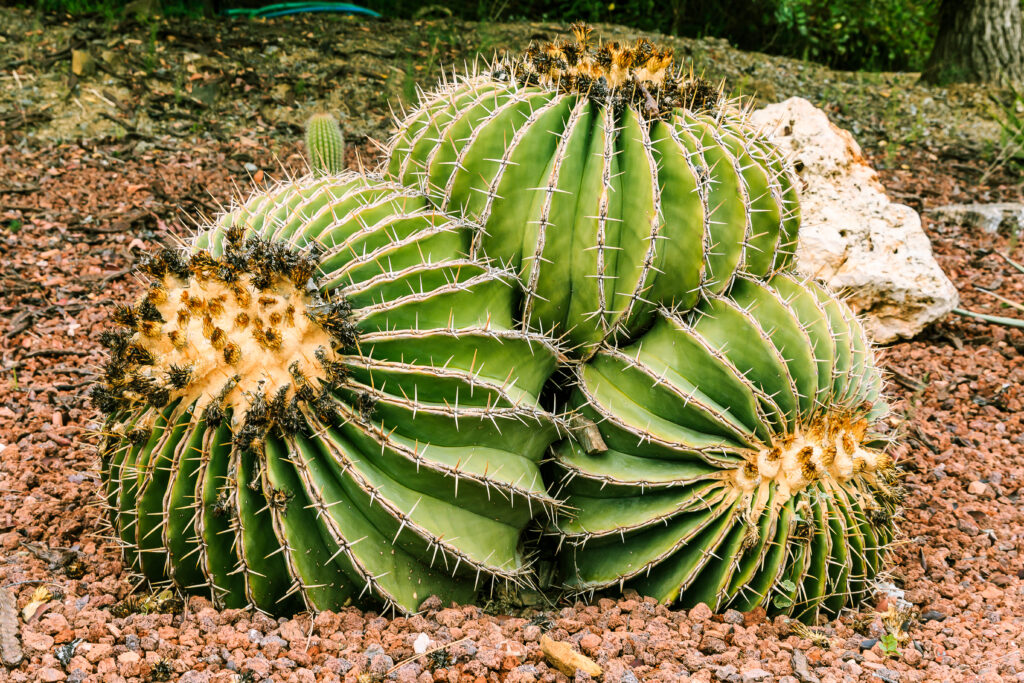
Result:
[749, 97, 958, 343]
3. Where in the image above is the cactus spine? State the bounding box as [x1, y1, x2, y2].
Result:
[552, 274, 900, 620]
[95, 172, 562, 615]
[305, 113, 346, 175]
[384, 25, 800, 353]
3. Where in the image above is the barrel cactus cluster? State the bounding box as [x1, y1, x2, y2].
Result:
[94, 24, 902, 622]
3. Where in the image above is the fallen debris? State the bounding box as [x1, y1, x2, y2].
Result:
[540, 634, 603, 679]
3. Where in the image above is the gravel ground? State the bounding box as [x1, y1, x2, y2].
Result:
[2, 8, 1024, 683]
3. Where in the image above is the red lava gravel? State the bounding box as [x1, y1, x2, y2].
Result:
[3, 43, 1024, 683]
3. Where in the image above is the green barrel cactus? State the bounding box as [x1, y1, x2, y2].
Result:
[384, 25, 800, 353]
[305, 113, 346, 175]
[552, 274, 902, 622]
[93, 172, 563, 615]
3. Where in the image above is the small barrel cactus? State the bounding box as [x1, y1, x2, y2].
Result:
[94, 172, 562, 615]
[552, 274, 901, 622]
[305, 113, 346, 175]
[384, 24, 800, 353]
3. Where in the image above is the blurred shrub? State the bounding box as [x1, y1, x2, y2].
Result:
[22, 0, 941, 71]
[371, 0, 942, 72]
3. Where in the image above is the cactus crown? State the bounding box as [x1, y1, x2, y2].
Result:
[502, 23, 721, 119]
[92, 226, 350, 447]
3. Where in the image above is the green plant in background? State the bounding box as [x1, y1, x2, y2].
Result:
[385, 25, 800, 354]
[304, 113, 346, 175]
[769, 0, 939, 70]
[551, 274, 901, 622]
[94, 172, 562, 615]
[982, 85, 1024, 184]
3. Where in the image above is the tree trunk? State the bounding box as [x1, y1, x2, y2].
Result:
[921, 0, 1024, 85]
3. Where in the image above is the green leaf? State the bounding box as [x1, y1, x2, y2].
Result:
[773, 593, 794, 609]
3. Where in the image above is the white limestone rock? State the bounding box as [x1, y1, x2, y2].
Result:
[749, 97, 959, 343]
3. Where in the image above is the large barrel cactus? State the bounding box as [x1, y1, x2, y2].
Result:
[552, 274, 902, 621]
[93, 172, 563, 615]
[385, 25, 800, 352]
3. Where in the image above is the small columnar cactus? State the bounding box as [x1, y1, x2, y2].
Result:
[94, 172, 562, 615]
[385, 25, 800, 353]
[552, 274, 901, 622]
[305, 113, 345, 175]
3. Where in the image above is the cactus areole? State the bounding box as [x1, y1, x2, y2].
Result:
[385, 25, 801, 353]
[553, 275, 902, 621]
[94, 173, 562, 616]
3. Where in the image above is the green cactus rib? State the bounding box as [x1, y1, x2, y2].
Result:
[95, 172, 564, 616]
[305, 113, 346, 175]
[383, 35, 800, 354]
[552, 274, 902, 622]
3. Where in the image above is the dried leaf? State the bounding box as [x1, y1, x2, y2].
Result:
[0, 586, 22, 667]
[540, 634, 603, 679]
[21, 586, 52, 622]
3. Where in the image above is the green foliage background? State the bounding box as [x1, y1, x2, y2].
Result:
[19, 0, 941, 71]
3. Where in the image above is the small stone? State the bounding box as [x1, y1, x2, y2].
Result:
[711, 664, 738, 681]
[791, 649, 820, 683]
[902, 647, 922, 666]
[418, 595, 442, 611]
[21, 630, 54, 655]
[579, 632, 601, 656]
[991, 574, 1012, 587]
[743, 607, 767, 627]
[876, 667, 901, 682]
[688, 603, 713, 621]
[36, 667, 66, 682]
[522, 625, 541, 642]
[242, 656, 272, 678]
[968, 480, 987, 495]
[369, 653, 394, 677]
[699, 635, 729, 655]
[920, 610, 947, 623]
[860, 638, 879, 650]
[723, 610, 745, 625]
[741, 668, 772, 682]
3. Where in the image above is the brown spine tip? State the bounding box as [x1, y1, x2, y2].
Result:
[210, 328, 227, 349]
[139, 320, 162, 338]
[167, 329, 187, 349]
[742, 461, 758, 480]
[147, 285, 168, 305]
[232, 285, 252, 309]
[207, 295, 226, 318]
[801, 460, 818, 480]
[223, 342, 241, 365]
